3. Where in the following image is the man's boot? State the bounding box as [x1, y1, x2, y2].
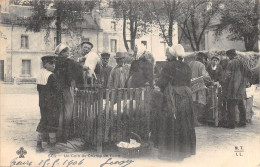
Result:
[193, 103, 203, 126]
[36, 133, 44, 152]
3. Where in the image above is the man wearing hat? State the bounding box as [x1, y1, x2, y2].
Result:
[189, 52, 211, 126]
[80, 41, 100, 83]
[222, 49, 252, 128]
[36, 55, 61, 152]
[94, 52, 113, 87]
[107, 52, 130, 88]
[206, 56, 223, 82]
[54, 43, 84, 142]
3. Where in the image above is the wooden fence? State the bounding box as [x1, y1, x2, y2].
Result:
[73, 85, 151, 153]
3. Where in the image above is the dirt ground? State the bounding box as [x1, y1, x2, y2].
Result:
[0, 84, 260, 167]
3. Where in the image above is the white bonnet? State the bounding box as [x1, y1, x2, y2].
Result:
[168, 44, 185, 57]
[54, 43, 69, 55]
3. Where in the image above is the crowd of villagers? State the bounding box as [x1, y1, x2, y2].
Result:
[35, 40, 259, 161]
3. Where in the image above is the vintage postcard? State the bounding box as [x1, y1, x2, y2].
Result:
[0, 0, 260, 167]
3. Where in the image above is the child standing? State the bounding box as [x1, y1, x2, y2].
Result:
[36, 55, 61, 152]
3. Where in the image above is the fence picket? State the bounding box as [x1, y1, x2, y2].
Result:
[86, 91, 91, 141]
[104, 89, 110, 142]
[110, 89, 116, 142]
[97, 89, 103, 153]
[116, 89, 122, 141]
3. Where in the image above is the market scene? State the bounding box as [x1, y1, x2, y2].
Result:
[0, 0, 260, 166]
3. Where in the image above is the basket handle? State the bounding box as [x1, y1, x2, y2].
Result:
[130, 132, 142, 143]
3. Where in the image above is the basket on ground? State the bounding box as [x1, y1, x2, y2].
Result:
[116, 132, 151, 157]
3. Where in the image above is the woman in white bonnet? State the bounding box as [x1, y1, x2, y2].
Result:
[54, 43, 84, 142]
[154, 44, 196, 161]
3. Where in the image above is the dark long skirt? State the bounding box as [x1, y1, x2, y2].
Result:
[156, 90, 196, 161]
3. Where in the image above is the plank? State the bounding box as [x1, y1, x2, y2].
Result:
[104, 89, 110, 142]
[116, 89, 122, 141]
[97, 88, 103, 153]
[110, 89, 116, 142]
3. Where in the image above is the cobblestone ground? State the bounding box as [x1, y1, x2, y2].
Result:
[0, 84, 260, 167]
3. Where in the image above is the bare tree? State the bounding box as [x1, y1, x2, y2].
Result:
[178, 0, 223, 51]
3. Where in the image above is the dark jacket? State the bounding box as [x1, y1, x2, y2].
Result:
[128, 58, 154, 88]
[54, 57, 84, 89]
[222, 58, 252, 100]
[206, 64, 223, 82]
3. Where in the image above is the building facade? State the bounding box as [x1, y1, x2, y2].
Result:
[0, 2, 177, 83]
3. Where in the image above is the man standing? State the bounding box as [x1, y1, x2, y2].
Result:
[223, 49, 252, 128]
[189, 52, 211, 126]
[107, 52, 130, 88]
[95, 52, 113, 88]
[79, 41, 100, 85]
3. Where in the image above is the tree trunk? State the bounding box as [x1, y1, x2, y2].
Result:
[55, 9, 62, 46]
[122, 12, 129, 51]
[244, 35, 256, 51]
[168, 14, 173, 46]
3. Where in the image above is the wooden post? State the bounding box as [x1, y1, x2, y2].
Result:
[110, 89, 116, 142]
[73, 89, 78, 135]
[86, 91, 91, 141]
[123, 89, 128, 141]
[117, 89, 122, 141]
[104, 89, 110, 142]
[134, 88, 140, 134]
[90, 91, 94, 144]
[97, 88, 103, 153]
[144, 83, 151, 140]
[82, 90, 87, 140]
[129, 88, 134, 133]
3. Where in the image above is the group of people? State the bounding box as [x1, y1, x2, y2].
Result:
[35, 41, 154, 152]
[189, 49, 255, 129]
[35, 39, 257, 162]
[151, 45, 257, 161]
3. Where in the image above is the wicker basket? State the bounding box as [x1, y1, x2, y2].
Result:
[116, 132, 151, 158]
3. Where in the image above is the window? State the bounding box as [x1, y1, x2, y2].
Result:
[127, 22, 130, 30]
[141, 41, 147, 49]
[110, 39, 117, 53]
[111, 21, 116, 31]
[81, 37, 89, 43]
[21, 35, 29, 49]
[22, 60, 31, 76]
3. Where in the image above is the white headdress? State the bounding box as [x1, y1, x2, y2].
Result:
[54, 43, 69, 55]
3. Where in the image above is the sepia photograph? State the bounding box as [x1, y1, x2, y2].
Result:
[0, 0, 260, 166]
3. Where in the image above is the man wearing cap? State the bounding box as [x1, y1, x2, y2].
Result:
[36, 55, 61, 152]
[80, 41, 100, 84]
[189, 52, 211, 126]
[54, 43, 84, 142]
[222, 49, 252, 128]
[206, 56, 223, 82]
[107, 52, 130, 88]
[94, 52, 113, 88]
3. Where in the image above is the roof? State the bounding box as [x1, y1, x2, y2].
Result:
[74, 14, 100, 30]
